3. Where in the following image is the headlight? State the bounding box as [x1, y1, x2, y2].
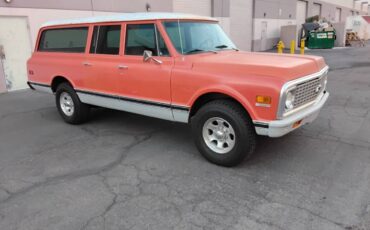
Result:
[285, 90, 295, 110]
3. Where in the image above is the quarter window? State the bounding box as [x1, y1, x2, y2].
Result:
[90, 25, 121, 55]
[38, 27, 88, 53]
[125, 24, 169, 56]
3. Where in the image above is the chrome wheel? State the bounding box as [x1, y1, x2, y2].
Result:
[202, 117, 236, 154]
[59, 92, 75, 116]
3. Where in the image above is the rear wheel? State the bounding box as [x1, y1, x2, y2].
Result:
[55, 83, 90, 124]
[191, 100, 256, 167]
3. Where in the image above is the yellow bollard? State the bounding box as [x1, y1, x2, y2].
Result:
[277, 41, 285, 54]
[290, 40, 295, 54]
[300, 39, 305, 55]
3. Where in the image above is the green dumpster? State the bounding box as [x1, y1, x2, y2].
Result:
[306, 31, 336, 49]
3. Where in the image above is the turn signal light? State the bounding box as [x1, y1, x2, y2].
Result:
[256, 96, 272, 107]
[292, 120, 303, 128]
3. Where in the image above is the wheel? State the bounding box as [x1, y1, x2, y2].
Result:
[191, 100, 256, 167]
[55, 83, 90, 124]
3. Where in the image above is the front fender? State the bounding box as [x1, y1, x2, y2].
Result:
[188, 85, 258, 120]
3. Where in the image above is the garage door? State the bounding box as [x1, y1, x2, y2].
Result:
[173, 0, 212, 16]
[0, 16, 32, 91]
[296, 0, 307, 27]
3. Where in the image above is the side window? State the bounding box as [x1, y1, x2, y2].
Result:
[38, 27, 88, 53]
[90, 25, 121, 55]
[125, 24, 169, 56]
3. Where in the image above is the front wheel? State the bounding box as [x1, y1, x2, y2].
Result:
[191, 100, 256, 167]
[55, 83, 90, 124]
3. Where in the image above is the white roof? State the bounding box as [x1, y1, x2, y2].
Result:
[42, 12, 217, 27]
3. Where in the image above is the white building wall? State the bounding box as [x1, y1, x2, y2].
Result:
[319, 0, 368, 13]
[173, 0, 212, 16]
[229, 0, 253, 51]
[320, 0, 353, 9]
[253, 19, 296, 41]
[353, 1, 369, 13]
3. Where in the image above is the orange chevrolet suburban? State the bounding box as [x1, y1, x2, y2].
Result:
[27, 13, 329, 166]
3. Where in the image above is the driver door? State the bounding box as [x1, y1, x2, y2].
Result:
[118, 22, 174, 120]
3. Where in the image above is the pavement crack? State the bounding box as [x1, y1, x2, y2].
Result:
[277, 201, 346, 228]
[0, 186, 12, 196]
[252, 217, 286, 230]
[80, 175, 118, 230]
[231, 172, 348, 229]
[0, 128, 164, 207]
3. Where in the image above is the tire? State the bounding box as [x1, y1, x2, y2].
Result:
[55, 83, 90, 124]
[191, 100, 256, 167]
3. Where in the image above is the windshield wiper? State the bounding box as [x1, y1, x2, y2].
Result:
[215, 45, 239, 51]
[185, 49, 217, 54]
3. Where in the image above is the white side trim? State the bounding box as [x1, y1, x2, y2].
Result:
[77, 92, 190, 123]
[172, 109, 189, 123]
[29, 82, 191, 123]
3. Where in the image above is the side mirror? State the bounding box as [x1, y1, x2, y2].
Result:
[143, 50, 162, 64]
[143, 50, 153, 62]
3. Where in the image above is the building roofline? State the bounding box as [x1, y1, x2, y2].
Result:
[41, 12, 218, 27]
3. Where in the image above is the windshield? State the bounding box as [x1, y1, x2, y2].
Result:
[163, 21, 237, 55]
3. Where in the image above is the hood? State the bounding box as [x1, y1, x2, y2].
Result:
[191, 51, 327, 81]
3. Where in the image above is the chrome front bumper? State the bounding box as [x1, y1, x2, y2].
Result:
[254, 91, 329, 137]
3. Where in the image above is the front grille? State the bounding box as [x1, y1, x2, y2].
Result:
[293, 74, 326, 108]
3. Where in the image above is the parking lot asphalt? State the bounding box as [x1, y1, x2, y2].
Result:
[0, 46, 370, 230]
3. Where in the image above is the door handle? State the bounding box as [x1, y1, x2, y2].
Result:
[117, 65, 128, 70]
[82, 62, 92, 67]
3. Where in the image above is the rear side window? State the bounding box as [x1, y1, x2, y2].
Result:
[90, 25, 121, 55]
[38, 27, 88, 53]
[125, 24, 169, 56]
